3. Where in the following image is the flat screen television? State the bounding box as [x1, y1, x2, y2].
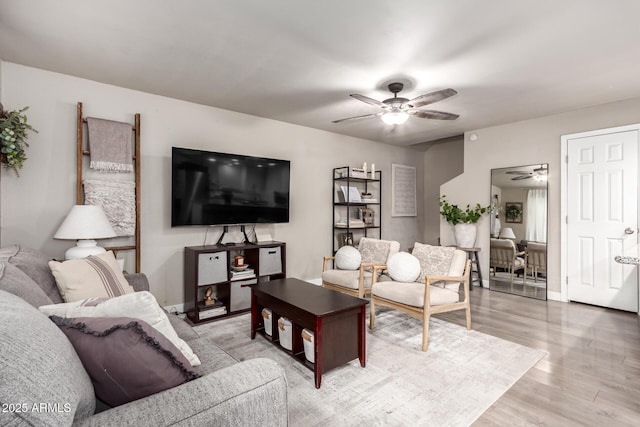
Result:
[171, 147, 290, 226]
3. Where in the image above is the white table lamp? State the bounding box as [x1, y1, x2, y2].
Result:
[499, 227, 516, 240]
[54, 205, 116, 259]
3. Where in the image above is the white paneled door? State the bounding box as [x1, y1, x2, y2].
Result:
[567, 129, 639, 312]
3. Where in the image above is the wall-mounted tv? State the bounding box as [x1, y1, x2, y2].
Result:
[171, 147, 290, 226]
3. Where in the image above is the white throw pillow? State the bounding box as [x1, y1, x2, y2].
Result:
[335, 246, 362, 270]
[39, 291, 201, 367]
[48, 251, 135, 303]
[387, 252, 421, 283]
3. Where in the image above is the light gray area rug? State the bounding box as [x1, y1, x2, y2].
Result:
[194, 308, 545, 426]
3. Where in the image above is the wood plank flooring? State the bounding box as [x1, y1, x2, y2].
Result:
[437, 286, 640, 426]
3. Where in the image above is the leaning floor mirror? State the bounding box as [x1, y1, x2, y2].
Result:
[489, 164, 548, 300]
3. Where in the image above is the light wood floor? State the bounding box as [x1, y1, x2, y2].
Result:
[438, 286, 640, 426]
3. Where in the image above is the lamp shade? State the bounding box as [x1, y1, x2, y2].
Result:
[54, 205, 116, 240]
[499, 227, 516, 240]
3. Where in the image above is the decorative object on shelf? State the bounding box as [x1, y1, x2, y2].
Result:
[363, 162, 367, 175]
[54, 205, 117, 259]
[234, 255, 245, 267]
[361, 208, 374, 225]
[504, 202, 523, 223]
[371, 163, 376, 179]
[439, 195, 491, 248]
[338, 232, 354, 247]
[0, 103, 38, 175]
[204, 287, 215, 306]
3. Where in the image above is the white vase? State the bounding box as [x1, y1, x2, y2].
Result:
[454, 223, 477, 248]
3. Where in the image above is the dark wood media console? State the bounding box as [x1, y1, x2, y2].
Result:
[184, 241, 286, 324]
[251, 278, 368, 388]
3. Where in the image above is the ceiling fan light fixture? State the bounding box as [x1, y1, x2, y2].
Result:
[381, 110, 409, 125]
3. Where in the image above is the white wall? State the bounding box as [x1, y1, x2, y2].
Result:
[442, 96, 640, 297]
[0, 62, 424, 305]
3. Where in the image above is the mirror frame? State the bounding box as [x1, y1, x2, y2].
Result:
[489, 163, 548, 300]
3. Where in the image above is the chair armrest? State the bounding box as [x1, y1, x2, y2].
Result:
[323, 256, 335, 272]
[425, 274, 464, 284]
[76, 358, 288, 427]
[124, 273, 149, 292]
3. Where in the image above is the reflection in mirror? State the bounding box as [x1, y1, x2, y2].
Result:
[489, 164, 548, 300]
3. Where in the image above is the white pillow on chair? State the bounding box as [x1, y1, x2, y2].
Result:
[335, 246, 362, 270]
[387, 252, 421, 282]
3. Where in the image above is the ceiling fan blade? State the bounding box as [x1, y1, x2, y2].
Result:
[512, 175, 532, 181]
[505, 171, 530, 175]
[405, 88, 457, 108]
[350, 94, 389, 108]
[409, 109, 459, 120]
[332, 112, 382, 123]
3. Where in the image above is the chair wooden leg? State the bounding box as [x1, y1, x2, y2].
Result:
[422, 312, 430, 352]
[369, 297, 375, 329]
[465, 304, 472, 330]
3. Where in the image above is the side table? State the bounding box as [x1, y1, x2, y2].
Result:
[457, 247, 482, 288]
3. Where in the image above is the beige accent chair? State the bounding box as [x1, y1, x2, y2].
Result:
[369, 244, 471, 351]
[322, 237, 400, 298]
[524, 242, 546, 283]
[489, 238, 525, 285]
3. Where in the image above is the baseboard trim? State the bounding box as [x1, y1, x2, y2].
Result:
[546, 291, 565, 302]
[307, 278, 322, 286]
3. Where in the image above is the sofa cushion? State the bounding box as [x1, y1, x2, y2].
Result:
[1, 245, 63, 304]
[0, 261, 52, 307]
[48, 251, 135, 302]
[0, 290, 95, 426]
[372, 281, 460, 307]
[50, 315, 200, 407]
[188, 336, 241, 376]
[39, 291, 201, 366]
[322, 269, 373, 290]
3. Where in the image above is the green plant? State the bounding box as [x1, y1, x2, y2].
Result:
[0, 103, 38, 176]
[439, 195, 491, 225]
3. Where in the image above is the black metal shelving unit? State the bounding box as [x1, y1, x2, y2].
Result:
[332, 166, 382, 254]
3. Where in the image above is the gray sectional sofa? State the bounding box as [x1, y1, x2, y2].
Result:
[0, 245, 288, 426]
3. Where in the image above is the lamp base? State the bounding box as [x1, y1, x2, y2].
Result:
[65, 240, 107, 260]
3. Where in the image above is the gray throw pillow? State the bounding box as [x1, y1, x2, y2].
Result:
[50, 316, 200, 407]
[7, 245, 63, 303]
[0, 261, 52, 308]
[0, 290, 95, 426]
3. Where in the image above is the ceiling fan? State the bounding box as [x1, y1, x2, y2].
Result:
[505, 165, 548, 181]
[332, 82, 459, 125]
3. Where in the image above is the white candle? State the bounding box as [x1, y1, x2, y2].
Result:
[371, 163, 376, 179]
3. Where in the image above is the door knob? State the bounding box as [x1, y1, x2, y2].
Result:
[624, 227, 635, 234]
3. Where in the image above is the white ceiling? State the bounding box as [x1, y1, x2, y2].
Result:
[2, 1, 640, 146]
[491, 164, 548, 189]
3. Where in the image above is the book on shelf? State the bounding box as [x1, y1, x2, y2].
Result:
[199, 307, 227, 320]
[231, 268, 255, 280]
[198, 300, 225, 311]
[335, 220, 366, 228]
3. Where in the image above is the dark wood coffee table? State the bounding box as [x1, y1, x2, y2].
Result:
[251, 278, 368, 388]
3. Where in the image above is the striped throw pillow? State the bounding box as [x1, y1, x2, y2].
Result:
[49, 251, 134, 303]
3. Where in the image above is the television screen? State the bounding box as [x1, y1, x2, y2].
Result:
[172, 147, 290, 226]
